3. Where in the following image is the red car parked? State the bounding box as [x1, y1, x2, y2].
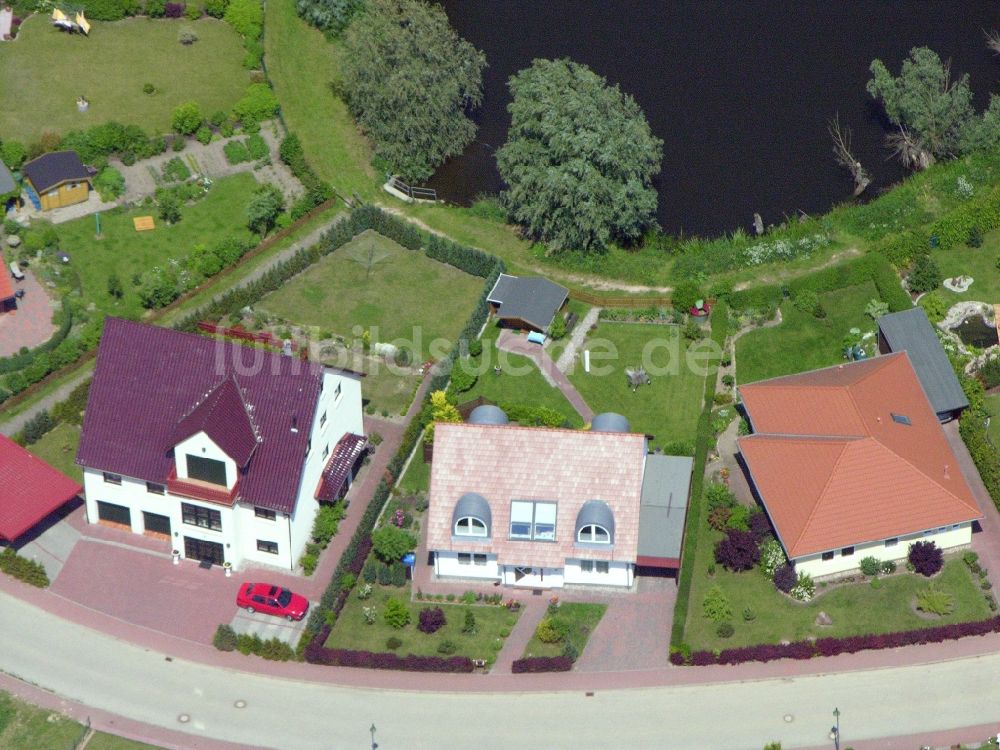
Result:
[236, 582, 309, 621]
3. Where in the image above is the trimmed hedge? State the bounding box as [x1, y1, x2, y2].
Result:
[960, 410, 1000, 511]
[0, 304, 74, 374]
[511, 655, 574, 673]
[671, 616, 1000, 666]
[303, 627, 474, 672]
[0, 548, 49, 588]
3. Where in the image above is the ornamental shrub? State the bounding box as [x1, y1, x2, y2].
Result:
[437, 639, 457, 655]
[418, 606, 446, 634]
[702, 584, 732, 622]
[246, 134, 268, 160]
[371, 525, 416, 563]
[511, 656, 573, 673]
[383, 597, 410, 629]
[716, 621, 735, 639]
[0, 548, 49, 587]
[213, 623, 237, 651]
[462, 607, 478, 635]
[773, 564, 796, 593]
[233, 83, 279, 124]
[171, 101, 203, 135]
[223, 139, 251, 164]
[881, 560, 897, 575]
[714, 529, 761, 572]
[707, 505, 731, 531]
[535, 617, 569, 643]
[196, 126, 212, 145]
[790, 572, 816, 601]
[165, 1, 185, 17]
[908, 540, 944, 577]
[449, 360, 477, 393]
[907, 253, 941, 294]
[224, 0, 263, 39]
[757, 538, 786, 578]
[385, 636, 402, 650]
[748, 511, 772, 544]
[704, 482, 736, 510]
[859, 556, 882, 577]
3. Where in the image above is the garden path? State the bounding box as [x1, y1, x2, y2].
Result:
[489, 596, 547, 674]
[555, 305, 601, 373]
[496, 329, 595, 422]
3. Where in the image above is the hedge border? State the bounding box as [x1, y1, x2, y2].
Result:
[511, 655, 573, 673]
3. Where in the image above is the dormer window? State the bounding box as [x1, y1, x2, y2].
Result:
[577, 524, 611, 544]
[186, 454, 227, 486]
[510, 500, 556, 541]
[454, 517, 488, 537]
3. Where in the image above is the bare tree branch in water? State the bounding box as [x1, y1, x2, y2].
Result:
[885, 126, 934, 171]
[828, 114, 871, 196]
[984, 28, 1000, 56]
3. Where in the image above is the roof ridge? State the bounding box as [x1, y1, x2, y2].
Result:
[791, 440, 851, 555]
[438, 422, 646, 439]
[741, 353, 900, 390]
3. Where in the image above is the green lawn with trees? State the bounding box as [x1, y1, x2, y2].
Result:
[522, 602, 606, 660]
[0, 16, 249, 143]
[26, 423, 82, 482]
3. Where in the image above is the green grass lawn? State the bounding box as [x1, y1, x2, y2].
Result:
[931, 229, 1000, 304]
[26, 423, 82, 482]
[684, 555, 991, 651]
[986, 394, 1000, 446]
[51, 173, 257, 319]
[325, 584, 519, 665]
[258, 229, 484, 346]
[736, 281, 879, 383]
[86, 733, 163, 750]
[0, 691, 86, 749]
[398, 443, 430, 493]
[522, 602, 606, 660]
[0, 16, 249, 142]
[568, 322, 708, 446]
[361, 363, 421, 417]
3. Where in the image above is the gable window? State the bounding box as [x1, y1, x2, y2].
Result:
[146, 481, 166, 495]
[254, 507, 276, 521]
[509, 501, 556, 541]
[884, 537, 898, 548]
[334, 383, 342, 402]
[186, 455, 227, 486]
[319, 410, 327, 428]
[181, 502, 222, 532]
[322, 443, 330, 459]
[103, 472, 122, 485]
[841, 546, 855, 557]
[454, 516, 488, 537]
[256, 540, 279, 555]
[577, 524, 611, 544]
[821, 551, 834, 561]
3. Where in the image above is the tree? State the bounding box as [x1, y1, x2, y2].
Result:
[171, 101, 203, 135]
[714, 528, 761, 572]
[158, 191, 182, 224]
[701, 584, 732, 622]
[371, 525, 416, 564]
[0, 140, 27, 169]
[341, 0, 485, 182]
[828, 114, 870, 196]
[908, 253, 941, 294]
[908, 540, 944, 577]
[295, 0, 364, 35]
[246, 184, 285, 235]
[866, 47, 974, 166]
[671, 279, 702, 314]
[497, 58, 662, 252]
[107, 273, 124, 299]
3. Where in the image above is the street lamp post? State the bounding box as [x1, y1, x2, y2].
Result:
[829, 707, 841, 750]
[370, 723, 378, 750]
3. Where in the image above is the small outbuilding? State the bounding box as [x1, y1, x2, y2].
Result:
[487, 273, 569, 333]
[636, 454, 693, 575]
[0, 434, 82, 543]
[22, 151, 92, 211]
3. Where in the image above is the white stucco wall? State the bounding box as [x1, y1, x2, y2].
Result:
[174, 432, 238, 488]
[434, 550, 501, 581]
[563, 558, 633, 587]
[794, 523, 973, 579]
[499, 565, 565, 588]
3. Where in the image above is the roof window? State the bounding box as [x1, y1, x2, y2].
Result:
[890, 413, 911, 426]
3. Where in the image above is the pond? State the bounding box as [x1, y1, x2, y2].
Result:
[953, 316, 998, 349]
[431, 0, 999, 237]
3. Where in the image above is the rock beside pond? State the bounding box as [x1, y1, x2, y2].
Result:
[815, 611, 833, 627]
[6, 235, 21, 247]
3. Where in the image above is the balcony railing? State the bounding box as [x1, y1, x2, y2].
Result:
[166, 467, 238, 506]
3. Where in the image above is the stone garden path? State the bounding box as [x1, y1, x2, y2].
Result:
[555, 305, 601, 372]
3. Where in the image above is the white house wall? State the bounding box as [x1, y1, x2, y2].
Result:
[173, 432, 238, 488]
[434, 550, 500, 581]
[233, 503, 295, 569]
[432, 551, 633, 589]
[794, 523, 973, 579]
[564, 558, 633, 587]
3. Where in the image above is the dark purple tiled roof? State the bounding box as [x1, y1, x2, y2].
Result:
[315, 433, 367, 501]
[167, 376, 259, 467]
[77, 318, 323, 514]
[22, 150, 90, 194]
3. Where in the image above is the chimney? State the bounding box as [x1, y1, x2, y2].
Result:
[282, 339, 293, 357]
[876, 416, 881, 423]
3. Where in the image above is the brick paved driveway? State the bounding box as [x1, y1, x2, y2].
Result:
[0, 269, 57, 356]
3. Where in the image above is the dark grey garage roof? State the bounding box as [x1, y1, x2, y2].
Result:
[877, 308, 969, 417]
[452, 492, 492, 536]
[487, 273, 569, 331]
[574, 499, 615, 543]
[0, 160, 15, 196]
[22, 151, 90, 194]
[637, 454, 693, 563]
[591, 412, 631, 433]
[468, 404, 509, 425]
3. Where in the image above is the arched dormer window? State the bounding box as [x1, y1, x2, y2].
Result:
[452, 492, 492, 539]
[577, 524, 611, 544]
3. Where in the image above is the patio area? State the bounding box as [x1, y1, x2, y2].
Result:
[0, 268, 58, 357]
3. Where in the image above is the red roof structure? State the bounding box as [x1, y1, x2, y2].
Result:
[78, 318, 325, 514]
[0, 252, 15, 305]
[738, 353, 981, 558]
[0, 434, 82, 541]
[314, 433, 367, 501]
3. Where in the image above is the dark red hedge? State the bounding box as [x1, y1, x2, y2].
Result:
[304, 626, 473, 672]
[511, 656, 573, 673]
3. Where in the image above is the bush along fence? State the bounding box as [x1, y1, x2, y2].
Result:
[670, 616, 1000, 666]
[958, 375, 1000, 511]
[511, 655, 573, 673]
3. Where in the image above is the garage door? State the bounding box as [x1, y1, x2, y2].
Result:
[97, 501, 131, 527]
[142, 511, 171, 537]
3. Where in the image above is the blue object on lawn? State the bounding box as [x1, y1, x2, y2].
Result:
[402, 553, 416, 567]
[527, 331, 546, 345]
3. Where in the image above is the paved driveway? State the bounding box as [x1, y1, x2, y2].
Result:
[230, 606, 312, 646]
[0, 268, 57, 356]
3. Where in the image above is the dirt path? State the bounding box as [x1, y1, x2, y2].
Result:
[731, 247, 862, 291]
[555, 306, 601, 372]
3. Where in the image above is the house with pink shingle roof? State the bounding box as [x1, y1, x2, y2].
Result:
[426, 411, 693, 589]
[76, 318, 365, 572]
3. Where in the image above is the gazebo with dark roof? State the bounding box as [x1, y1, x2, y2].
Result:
[0, 434, 82, 543]
[486, 273, 569, 333]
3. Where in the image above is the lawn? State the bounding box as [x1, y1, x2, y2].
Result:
[522, 602, 606, 660]
[931, 228, 1000, 305]
[325, 584, 520, 665]
[258, 229, 484, 347]
[397, 444, 430, 493]
[361, 362, 421, 417]
[684, 554, 991, 651]
[0, 691, 86, 749]
[0, 16, 249, 142]
[568, 322, 708, 446]
[736, 281, 880, 383]
[26, 422, 82, 482]
[86, 733, 163, 750]
[51, 172, 257, 319]
[987, 394, 1000, 446]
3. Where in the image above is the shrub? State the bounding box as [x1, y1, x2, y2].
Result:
[383, 597, 410, 629]
[535, 617, 569, 643]
[371, 525, 416, 564]
[908, 541, 944, 577]
[213, 624, 238, 651]
[356, 583, 373, 600]
[790, 572, 816, 602]
[196, 126, 212, 145]
[511, 656, 573, 673]
[304, 631, 474, 672]
[185, 2, 201, 18]
[178, 25, 198, 44]
[773, 564, 797, 593]
[312, 502, 346, 547]
[385, 636, 402, 650]
[437, 639, 457, 655]
[223, 139, 251, 164]
[161, 156, 191, 183]
[714, 529, 760, 572]
[418, 606, 446, 634]
[204, 0, 227, 16]
[224, 0, 263, 39]
[757, 538, 785, 578]
[462, 607, 478, 635]
[880, 560, 897, 575]
[233, 83, 279, 124]
[171, 101, 203, 135]
[0, 548, 49, 587]
[246, 134, 268, 160]
[716, 621, 735, 638]
[964, 551, 980, 567]
[0, 140, 27, 169]
[742, 607, 756, 622]
[165, 1, 185, 17]
[859, 556, 882, 577]
[725, 503, 750, 531]
[702, 585, 732, 622]
[449, 361, 477, 393]
[907, 253, 941, 294]
[19, 410, 55, 445]
[748, 511, 772, 544]
[707, 505, 731, 531]
[916, 583, 955, 616]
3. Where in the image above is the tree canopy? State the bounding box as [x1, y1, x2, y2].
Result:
[340, 0, 486, 182]
[496, 58, 663, 253]
[296, 0, 364, 35]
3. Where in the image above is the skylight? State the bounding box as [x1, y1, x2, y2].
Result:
[890, 413, 911, 426]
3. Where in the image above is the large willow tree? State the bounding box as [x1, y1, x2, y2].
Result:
[341, 0, 486, 182]
[497, 58, 663, 253]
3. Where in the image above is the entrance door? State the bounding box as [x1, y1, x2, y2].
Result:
[142, 511, 171, 538]
[183, 536, 224, 566]
[97, 501, 131, 528]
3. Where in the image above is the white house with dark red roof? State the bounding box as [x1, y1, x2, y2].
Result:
[426, 411, 692, 588]
[76, 318, 364, 572]
[738, 353, 982, 579]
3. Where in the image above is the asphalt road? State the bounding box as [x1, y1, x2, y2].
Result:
[3, 592, 1000, 749]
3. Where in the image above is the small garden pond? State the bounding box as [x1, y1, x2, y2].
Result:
[953, 315, 998, 349]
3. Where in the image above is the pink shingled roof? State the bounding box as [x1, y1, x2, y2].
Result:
[0, 434, 81, 541]
[427, 423, 646, 568]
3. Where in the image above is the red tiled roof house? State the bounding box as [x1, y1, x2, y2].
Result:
[738, 353, 982, 579]
[426, 411, 693, 588]
[76, 319, 365, 571]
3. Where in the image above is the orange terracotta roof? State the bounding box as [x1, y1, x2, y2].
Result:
[738, 353, 981, 558]
[427, 423, 646, 567]
[0, 252, 14, 303]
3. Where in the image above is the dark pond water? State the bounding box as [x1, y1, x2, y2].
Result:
[428, 1, 1000, 237]
[954, 315, 998, 348]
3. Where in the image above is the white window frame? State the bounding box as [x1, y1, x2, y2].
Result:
[577, 524, 611, 544]
[454, 516, 488, 537]
[103, 472, 122, 485]
[509, 500, 557, 541]
[473, 553, 487, 566]
[458, 553, 472, 566]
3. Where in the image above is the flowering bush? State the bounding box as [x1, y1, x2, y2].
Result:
[743, 234, 831, 267]
[362, 606, 377, 625]
[390, 509, 406, 527]
[790, 571, 816, 602]
[757, 539, 786, 578]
